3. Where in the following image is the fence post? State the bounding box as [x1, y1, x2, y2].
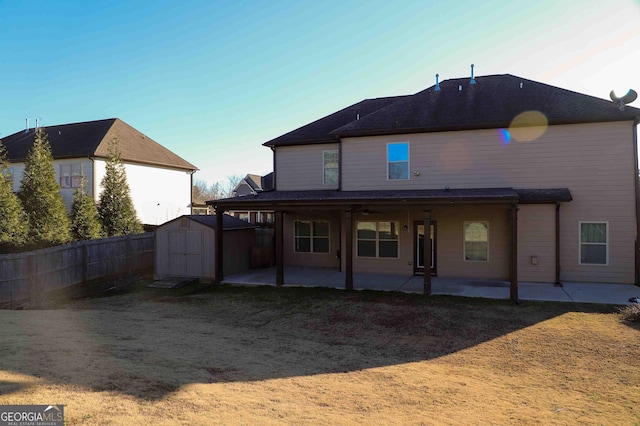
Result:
[83, 243, 89, 295]
[27, 254, 39, 308]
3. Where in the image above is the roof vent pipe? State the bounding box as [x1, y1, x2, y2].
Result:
[435, 74, 441, 91]
[470, 64, 476, 84]
[459, 85, 463, 91]
[35, 118, 40, 130]
[25, 118, 29, 133]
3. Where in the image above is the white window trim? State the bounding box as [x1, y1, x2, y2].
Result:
[59, 163, 83, 189]
[463, 221, 490, 262]
[386, 142, 410, 181]
[294, 220, 330, 254]
[355, 221, 401, 259]
[578, 221, 609, 266]
[322, 150, 339, 185]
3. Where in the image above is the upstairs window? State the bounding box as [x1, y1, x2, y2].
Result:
[579, 222, 608, 265]
[295, 220, 330, 253]
[387, 142, 409, 180]
[60, 163, 82, 188]
[464, 222, 489, 261]
[323, 150, 339, 185]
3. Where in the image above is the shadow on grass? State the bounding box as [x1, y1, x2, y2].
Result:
[0, 283, 621, 400]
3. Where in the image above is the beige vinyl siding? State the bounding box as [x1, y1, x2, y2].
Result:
[341, 121, 636, 283]
[283, 211, 340, 268]
[518, 204, 555, 282]
[276, 143, 339, 190]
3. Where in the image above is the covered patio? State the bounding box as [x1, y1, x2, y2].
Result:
[211, 187, 573, 303]
[223, 266, 640, 305]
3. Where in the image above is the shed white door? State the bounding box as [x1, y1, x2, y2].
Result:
[168, 230, 204, 277]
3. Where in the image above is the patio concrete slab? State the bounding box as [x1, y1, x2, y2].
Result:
[222, 267, 640, 305]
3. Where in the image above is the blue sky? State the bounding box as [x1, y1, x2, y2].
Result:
[1, 0, 639, 185]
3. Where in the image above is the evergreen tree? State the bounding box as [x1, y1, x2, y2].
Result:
[70, 176, 102, 240]
[18, 129, 71, 247]
[97, 139, 143, 236]
[0, 140, 29, 251]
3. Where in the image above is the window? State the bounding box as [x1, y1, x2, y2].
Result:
[237, 212, 250, 222]
[387, 142, 409, 180]
[1, 167, 13, 186]
[295, 221, 330, 253]
[464, 222, 489, 261]
[323, 150, 339, 185]
[579, 222, 608, 265]
[60, 163, 82, 188]
[357, 221, 399, 258]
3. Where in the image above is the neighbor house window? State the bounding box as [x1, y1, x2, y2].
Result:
[357, 221, 399, 258]
[579, 222, 608, 265]
[323, 150, 339, 185]
[387, 142, 409, 180]
[464, 222, 489, 261]
[295, 220, 330, 253]
[237, 212, 250, 222]
[60, 163, 82, 188]
[2, 167, 13, 186]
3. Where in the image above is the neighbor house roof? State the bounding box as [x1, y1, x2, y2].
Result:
[210, 188, 572, 209]
[263, 96, 410, 147]
[263, 74, 640, 146]
[1, 118, 197, 170]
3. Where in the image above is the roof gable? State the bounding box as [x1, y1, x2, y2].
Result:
[264, 95, 409, 147]
[2, 118, 196, 170]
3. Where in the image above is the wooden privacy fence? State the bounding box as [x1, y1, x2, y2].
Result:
[0, 233, 154, 308]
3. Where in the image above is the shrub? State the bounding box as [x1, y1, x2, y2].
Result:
[618, 303, 640, 323]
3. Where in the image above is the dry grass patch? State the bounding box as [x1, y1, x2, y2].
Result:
[0, 283, 639, 425]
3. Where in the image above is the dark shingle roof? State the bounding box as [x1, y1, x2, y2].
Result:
[263, 96, 409, 147]
[262, 74, 640, 146]
[2, 118, 197, 170]
[333, 74, 640, 137]
[210, 188, 571, 208]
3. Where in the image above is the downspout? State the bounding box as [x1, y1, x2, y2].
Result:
[190, 170, 196, 215]
[337, 137, 343, 191]
[555, 202, 562, 286]
[633, 118, 640, 286]
[271, 146, 277, 191]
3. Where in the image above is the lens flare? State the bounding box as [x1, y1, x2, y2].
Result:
[499, 129, 511, 145]
[508, 110, 548, 142]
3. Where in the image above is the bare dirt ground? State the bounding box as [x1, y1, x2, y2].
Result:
[0, 282, 639, 425]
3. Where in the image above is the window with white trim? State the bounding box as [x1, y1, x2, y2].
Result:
[60, 163, 82, 188]
[357, 221, 399, 258]
[1, 167, 13, 186]
[579, 222, 608, 265]
[323, 150, 338, 185]
[387, 142, 409, 180]
[294, 220, 330, 253]
[464, 221, 489, 261]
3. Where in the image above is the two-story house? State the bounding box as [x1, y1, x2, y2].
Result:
[229, 172, 275, 224]
[210, 74, 640, 300]
[2, 118, 197, 226]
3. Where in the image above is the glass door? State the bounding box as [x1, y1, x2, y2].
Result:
[415, 222, 436, 275]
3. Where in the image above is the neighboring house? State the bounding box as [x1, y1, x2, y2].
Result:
[228, 172, 275, 224]
[209, 73, 640, 300]
[2, 118, 197, 226]
[154, 214, 255, 282]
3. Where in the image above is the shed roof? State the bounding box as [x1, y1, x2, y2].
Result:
[2, 118, 197, 170]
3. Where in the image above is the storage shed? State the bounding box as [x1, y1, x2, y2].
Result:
[154, 214, 255, 282]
